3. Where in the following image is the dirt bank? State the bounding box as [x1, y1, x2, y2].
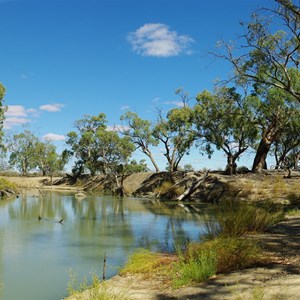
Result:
[66, 214, 300, 300]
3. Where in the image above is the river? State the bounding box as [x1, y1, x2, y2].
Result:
[0, 191, 209, 300]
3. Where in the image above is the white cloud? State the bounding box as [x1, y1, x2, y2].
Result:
[4, 105, 39, 129]
[6, 105, 27, 117]
[4, 117, 31, 129]
[128, 23, 194, 57]
[163, 101, 184, 107]
[42, 133, 66, 141]
[39, 103, 64, 112]
[152, 97, 160, 102]
[121, 105, 130, 110]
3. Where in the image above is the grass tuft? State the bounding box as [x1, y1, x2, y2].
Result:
[119, 249, 176, 278]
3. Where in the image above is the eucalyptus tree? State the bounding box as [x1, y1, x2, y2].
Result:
[216, 0, 300, 103]
[247, 87, 299, 172]
[271, 106, 300, 168]
[66, 113, 108, 175]
[35, 141, 68, 179]
[95, 128, 135, 175]
[193, 87, 258, 175]
[7, 130, 39, 175]
[153, 106, 194, 172]
[0, 83, 7, 152]
[120, 111, 160, 172]
[66, 113, 135, 176]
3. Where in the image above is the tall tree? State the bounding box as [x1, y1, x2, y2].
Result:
[153, 106, 194, 172]
[35, 141, 68, 180]
[271, 107, 300, 168]
[7, 130, 39, 175]
[66, 113, 108, 175]
[216, 0, 300, 103]
[248, 87, 299, 172]
[193, 87, 258, 175]
[0, 83, 7, 152]
[66, 113, 135, 176]
[120, 111, 160, 172]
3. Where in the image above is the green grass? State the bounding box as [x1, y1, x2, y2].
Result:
[206, 199, 284, 237]
[119, 248, 175, 278]
[172, 249, 217, 288]
[120, 236, 263, 289]
[0, 177, 18, 191]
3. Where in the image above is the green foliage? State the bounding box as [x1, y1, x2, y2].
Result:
[0, 177, 18, 191]
[119, 249, 174, 277]
[152, 102, 195, 172]
[172, 249, 217, 288]
[207, 200, 284, 237]
[120, 111, 160, 172]
[220, 1, 300, 103]
[66, 113, 135, 176]
[193, 87, 258, 174]
[123, 159, 149, 174]
[7, 130, 39, 175]
[0, 83, 6, 152]
[187, 237, 262, 274]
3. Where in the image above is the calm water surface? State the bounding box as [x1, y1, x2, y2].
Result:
[0, 191, 209, 300]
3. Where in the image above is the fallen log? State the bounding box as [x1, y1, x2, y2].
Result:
[176, 171, 209, 201]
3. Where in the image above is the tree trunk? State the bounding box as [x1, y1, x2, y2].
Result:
[147, 153, 160, 172]
[225, 155, 237, 175]
[252, 138, 272, 173]
[294, 153, 300, 170]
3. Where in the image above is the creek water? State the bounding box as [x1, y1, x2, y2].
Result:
[0, 191, 210, 300]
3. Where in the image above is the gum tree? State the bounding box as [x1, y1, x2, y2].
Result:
[120, 111, 160, 172]
[0, 83, 7, 152]
[66, 113, 135, 176]
[216, 0, 300, 103]
[193, 87, 258, 175]
[247, 87, 299, 172]
[153, 106, 194, 172]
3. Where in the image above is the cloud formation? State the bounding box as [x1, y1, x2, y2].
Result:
[39, 103, 64, 112]
[163, 101, 184, 107]
[4, 102, 65, 129]
[43, 133, 65, 141]
[128, 23, 194, 57]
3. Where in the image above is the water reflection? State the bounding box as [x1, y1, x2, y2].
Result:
[0, 191, 209, 300]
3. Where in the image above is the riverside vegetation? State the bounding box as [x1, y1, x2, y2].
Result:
[2, 170, 300, 299]
[63, 170, 299, 300]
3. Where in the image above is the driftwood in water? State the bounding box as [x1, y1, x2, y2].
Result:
[176, 171, 209, 201]
[35, 186, 45, 197]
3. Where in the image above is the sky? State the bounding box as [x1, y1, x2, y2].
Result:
[0, 0, 274, 171]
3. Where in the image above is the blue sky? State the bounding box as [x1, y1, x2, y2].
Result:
[0, 0, 272, 171]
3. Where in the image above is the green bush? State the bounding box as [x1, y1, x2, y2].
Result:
[173, 250, 217, 287]
[187, 237, 262, 274]
[207, 200, 284, 237]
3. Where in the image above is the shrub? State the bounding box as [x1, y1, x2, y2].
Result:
[120, 249, 176, 278]
[207, 199, 284, 237]
[186, 237, 262, 274]
[172, 250, 217, 288]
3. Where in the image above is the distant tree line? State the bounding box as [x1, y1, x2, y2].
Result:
[0, 0, 299, 177]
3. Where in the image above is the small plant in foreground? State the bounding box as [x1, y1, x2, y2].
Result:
[172, 249, 217, 288]
[119, 248, 176, 278]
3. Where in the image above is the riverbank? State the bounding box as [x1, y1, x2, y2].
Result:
[66, 213, 300, 300]
[3, 173, 300, 299]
